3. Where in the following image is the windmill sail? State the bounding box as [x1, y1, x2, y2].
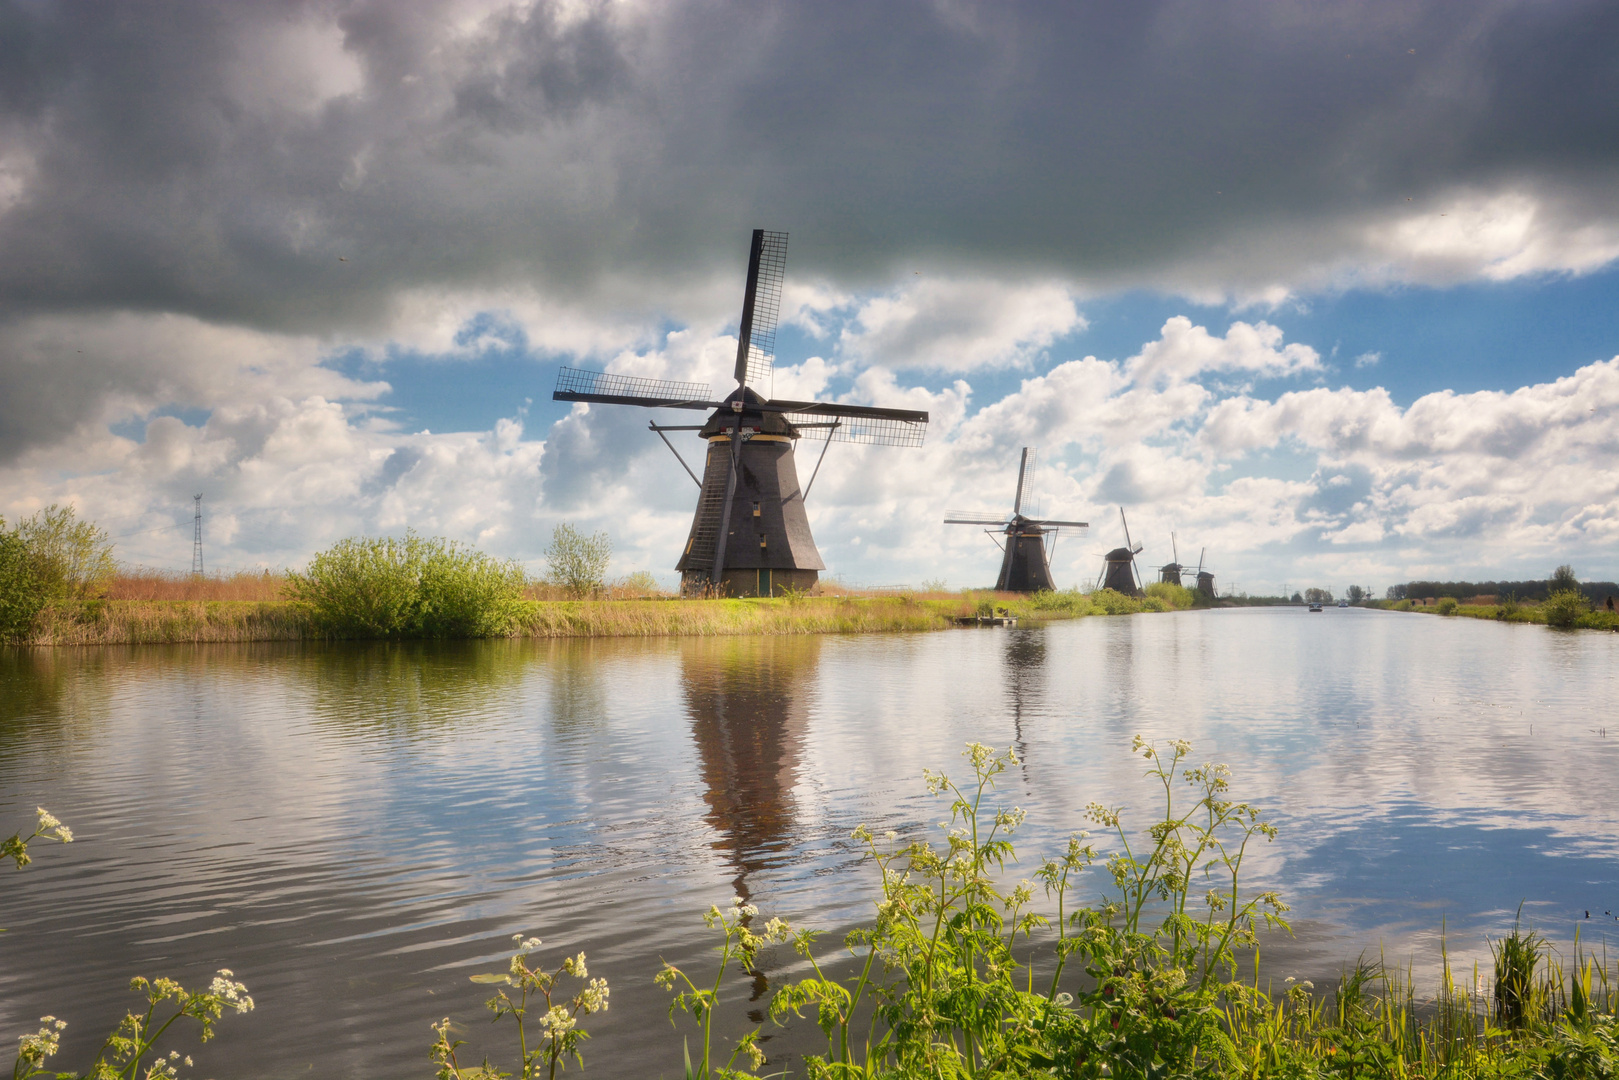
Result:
[733, 230, 789, 391]
[554, 367, 714, 409]
[1013, 447, 1034, 516]
[781, 404, 928, 446]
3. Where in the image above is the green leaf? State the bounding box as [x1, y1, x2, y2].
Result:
[469, 973, 512, 985]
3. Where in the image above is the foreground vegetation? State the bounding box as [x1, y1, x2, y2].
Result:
[20, 740, 1612, 1079]
[439, 739, 1619, 1080]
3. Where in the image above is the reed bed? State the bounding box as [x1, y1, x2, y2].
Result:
[29, 600, 306, 645]
[103, 567, 290, 602]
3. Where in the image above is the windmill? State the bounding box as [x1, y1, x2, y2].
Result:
[1096, 507, 1144, 596]
[553, 230, 929, 597]
[1159, 532, 1182, 585]
[1192, 548, 1216, 597]
[944, 447, 1087, 591]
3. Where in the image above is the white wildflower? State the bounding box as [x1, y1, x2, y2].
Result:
[579, 977, 610, 1013]
[538, 1006, 577, 1037]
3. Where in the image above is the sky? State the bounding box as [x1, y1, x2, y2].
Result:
[2, 0, 1618, 596]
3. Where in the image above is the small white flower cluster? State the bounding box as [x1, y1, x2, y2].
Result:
[208, 970, 254, 1013]
[35, 807, 72, 843]
[142, 1049, 193, 1079]
[512, 933, 542, 954]
[537, 1006, 576, 1037]
[994, 806, 1027, 831]
[578, 977, 610, 1014]
[17, 1016, 66, 1065]
[561, 952, 588, 978]
[728, 896, 759, 919]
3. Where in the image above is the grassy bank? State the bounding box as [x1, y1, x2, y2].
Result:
[12, 584, 1202, 645]
[1369, 596, 1619, 630]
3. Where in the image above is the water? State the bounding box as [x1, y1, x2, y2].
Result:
[2, 608, 1617, 1077]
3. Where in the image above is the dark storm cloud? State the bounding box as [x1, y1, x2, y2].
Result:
[1, 0, 1617, 335]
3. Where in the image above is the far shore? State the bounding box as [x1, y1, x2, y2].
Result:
[15, 588, 1205, 647]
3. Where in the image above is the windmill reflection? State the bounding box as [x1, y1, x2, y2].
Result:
[1002, 628, 1048, 767]
[680, 636, 821, 903]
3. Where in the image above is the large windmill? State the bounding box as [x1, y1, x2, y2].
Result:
[944, 448, 1087, 592]
[1096, 507, 1145, 596]
[553, 230, 929, 597]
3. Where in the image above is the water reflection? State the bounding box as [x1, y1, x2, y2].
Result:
[1, 614, 1617, 1079]
[297, 639, 536, 737]
[681, 637, 820, 901]
[1001, 628, 1047, 767]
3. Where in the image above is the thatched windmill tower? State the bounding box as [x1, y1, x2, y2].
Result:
[944, 447, 1087, 591]
[553, 230, 929, 596]
[1096, 507, 1145, 596]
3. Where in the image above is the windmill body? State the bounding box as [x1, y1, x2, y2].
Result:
[673, 386, 825, 596]
[553, 230, 928, 597]
[944, 448, 1086, 592]
[1096, 507, 1145, 596]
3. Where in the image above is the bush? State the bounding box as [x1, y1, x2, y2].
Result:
[286, 533, 526, 638]
[1542, 588, 1589, 629]
[0, 529, 50, 644]
[1145, 581, 1195, 609]
[11, 504, 115, 601]
[544, 523, 611, 598]
[1091, 587, 1140, 615]
[1437, 596, 1458, 615]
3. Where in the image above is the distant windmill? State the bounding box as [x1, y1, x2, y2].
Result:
[1192, 547, 1216, 597]
[944, 447, 1087, 591]
[1096, 507, 1144, 596]
[1159, 532, 1182, 585]
[553, 229, 929, 597]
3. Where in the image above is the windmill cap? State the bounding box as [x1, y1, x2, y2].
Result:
[1104, 547, 1134, 560]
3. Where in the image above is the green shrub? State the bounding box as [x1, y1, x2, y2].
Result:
[1028, 587, 1093, 614]
[0, 529, 50, 644]
[1145, 581, 1195, 609]
[1091, 587, 1140, 615]
[544, 523, 611, 598]
[1543, 588, 1589, 629]
[286, 533, 525, 638]
[11, 504, 115, 601]
[1437, 596, 1459, 615]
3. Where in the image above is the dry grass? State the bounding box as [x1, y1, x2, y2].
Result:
[513, 595, 967, 636]
[31, 600, 306, 645]
[104, 568, 290, 602]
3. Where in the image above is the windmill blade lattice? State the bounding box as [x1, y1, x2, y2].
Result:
[554, 367, 714, 409]
[734, 230, 789, 391]
[784, 409, 927, 447]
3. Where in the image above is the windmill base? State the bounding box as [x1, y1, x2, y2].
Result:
[680, 567, 820, 598]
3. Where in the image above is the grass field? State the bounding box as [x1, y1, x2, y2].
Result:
[14, 578, 1203, 645]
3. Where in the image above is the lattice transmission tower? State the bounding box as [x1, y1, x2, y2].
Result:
[191, 494, 204, 576]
